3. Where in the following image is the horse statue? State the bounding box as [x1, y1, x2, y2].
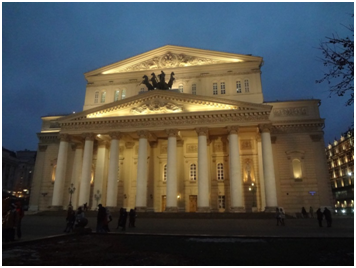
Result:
[150, 73, 159, 89]
[167, 72, 175, 89]
[141, 75, 154, 91]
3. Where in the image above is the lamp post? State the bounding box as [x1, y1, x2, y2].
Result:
[68, 183, 76, 207]
[249, 182, 256, 209]
[94, 190, 101, 210]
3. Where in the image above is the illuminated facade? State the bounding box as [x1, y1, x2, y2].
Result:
[326, 132, 354, 214]
[29, 45, 333, 213]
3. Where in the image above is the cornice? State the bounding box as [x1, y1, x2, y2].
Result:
[271, 121, 325, 134]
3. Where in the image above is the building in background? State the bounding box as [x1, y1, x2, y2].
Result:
[29, 45, 333, 213]
[326, 131, 354, 215]
[2, 148, 36, 208]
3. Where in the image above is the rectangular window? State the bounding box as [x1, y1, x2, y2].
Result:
[220, 82, 226, 94]
[101, 92, 106, 103]
[217, 163, 224, 181]
[122, 89, 126, 99]
[244, 79, 249, 92]
[236, 81, 242, 93]
[94, 91, 99, 103]
[213, 83, 218, 95]
[192, 84, 196, 95]
[190, 164, 197, 181]
[218, 195, 225, 209]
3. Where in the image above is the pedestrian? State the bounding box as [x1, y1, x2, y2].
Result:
[275, 207, 282, 226]
[103, 207, 112, 232]
[15, 201, 24, 239]
[75, 206, 88, 228]
[279, 208, 286, 226]
[2, 203, 18, 242]
[64, 205, 76, 233]
[309, 206, 314, 218]
[129, 208, 137, 227]
[316, 208, 323, 227]
[96, 204, 106, 233]
[83, 202, 88, 211]
[301, 207, 308, 218]
[117, 208, 127, 231]
[324, 207, 332, 227]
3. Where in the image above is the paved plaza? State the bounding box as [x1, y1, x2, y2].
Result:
[12, 212, 354, 242]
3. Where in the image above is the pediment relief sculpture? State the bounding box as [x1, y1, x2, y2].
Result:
[131, 100, 183, 114]
[120, 52, 227, 73]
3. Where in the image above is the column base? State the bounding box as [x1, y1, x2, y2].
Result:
[164, 206, 178, 212]
[50, 205, 63, 211]
[135, 206, 147, 213]
[197, 207, 211, 213]
[264, 206, 278, 213]
[230, 207, 245, 213]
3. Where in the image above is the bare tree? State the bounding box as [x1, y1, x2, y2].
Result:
[316, 18, 354, 106]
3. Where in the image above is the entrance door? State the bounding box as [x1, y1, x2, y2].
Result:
[189, 195, 197, 212]
[161, 195, 166, 212]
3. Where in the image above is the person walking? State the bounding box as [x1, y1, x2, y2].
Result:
[104, 207, 112, 232]
[129, 208, 137, 228]
[96, 204, 107, 233]
[301, 207, 308, 218]
[279, 208, 286, 226]
[316, 208, 323, 227]
[64, 206, 76, 233]
[117, 208, 128, 231]
[75, 206, 88, 228]
[324, 207, 332, 227]
[2, 203, 18, 242]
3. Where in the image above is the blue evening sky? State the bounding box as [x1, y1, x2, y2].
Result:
[2, 2, 354, 151]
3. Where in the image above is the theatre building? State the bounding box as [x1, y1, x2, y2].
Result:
[29, 45, 333, 213]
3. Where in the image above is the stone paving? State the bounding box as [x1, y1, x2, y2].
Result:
[11, 213, 354, 243]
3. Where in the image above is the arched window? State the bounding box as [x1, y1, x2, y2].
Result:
[163, 164, 167, 181]
[220, 82, 226, 94]
[179, 84, 184, 93]
[190, 164, 197, 181]
[217, 163, 224, 180]
[244, 79, 250, 92]
[122, 89, 126, 99]
[236, 81, 242, 93]
[101, 91, 106, 103]
[94, 91, 99, 103]
[213, 83, 218, 95]
[114, 90, 120, 101]
[292, 159, 302, 179]
[192, 84, 196, 95]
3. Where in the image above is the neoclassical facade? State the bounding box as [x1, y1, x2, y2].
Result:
[29, 45, 333, 213]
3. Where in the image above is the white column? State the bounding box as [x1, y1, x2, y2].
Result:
[196, 128, 210, 212]
[52, 134, 70, 209]
[70, 143, 83, 209]
[257, 138, 266, 210]
[259, 124, 278, 211]
[165, 129, 178, 212]
[228, 127, 245, 212]
[135, 130, 149, 212]
[92, 141, 109, 210]
[78, 133, 95, 207]
[106, 132, 122, 208]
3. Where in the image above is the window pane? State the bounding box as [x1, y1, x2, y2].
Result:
[101, 92, 106, 103]
[192, 84, 196, 95]
[114, 90, 120, 101]
[213, 83, 218, 95]
[94, 91, 99, 103]
[244, 79, 249, 92]
[220, 82, 225, 94]
[236, 81, 241, 93]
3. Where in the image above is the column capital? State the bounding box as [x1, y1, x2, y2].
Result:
[196, 127, 209, 137]
[108, 131, 123, 140]
[137, 130, 150, 139]
[125, 141, 135, 149]
[58, 133, 70, 142]
[227, 126, 239, 135]
[82, 132, 95, 141]
[166, 129, 178, 137]
[259, 124, 273, 133]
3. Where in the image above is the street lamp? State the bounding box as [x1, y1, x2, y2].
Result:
[249, 182, 256, 208]
[94, 190, 101, 209]
[68, 183, 76, 207]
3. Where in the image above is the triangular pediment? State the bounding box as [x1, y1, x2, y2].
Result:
[85, 45, 262, 76]
[60, 91, 271, 123]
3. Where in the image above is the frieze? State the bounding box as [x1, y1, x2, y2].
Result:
[131, 100, 183, 114]
[240, 139, 253, 150]
[273, 107, 308, 117]
[271, 123, 324, 134]
[121, 52, 225, 72]
[186, 143, 198, 153]
[62, 111, 270, 131]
